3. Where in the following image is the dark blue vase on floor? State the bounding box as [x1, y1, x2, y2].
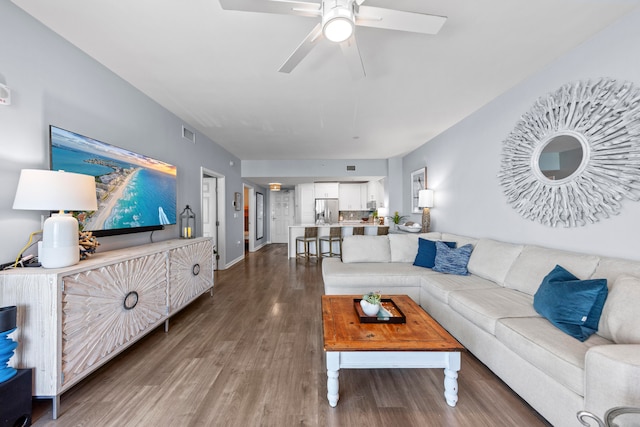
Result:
[0, 306, 18, 383]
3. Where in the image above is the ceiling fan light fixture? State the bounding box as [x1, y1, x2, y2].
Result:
[322, 3, 354, 43]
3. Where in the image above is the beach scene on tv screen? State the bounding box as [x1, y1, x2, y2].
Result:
[50, 126, 177, 232]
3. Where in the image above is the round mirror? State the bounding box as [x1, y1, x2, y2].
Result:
[536, 133, 585, 182]
[499, 78, 640, 227]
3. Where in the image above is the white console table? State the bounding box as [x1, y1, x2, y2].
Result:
[0, 237, 214, 419]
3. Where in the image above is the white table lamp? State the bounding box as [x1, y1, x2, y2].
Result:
[13, 169, 97, 268]
[418, 189, 434, 233]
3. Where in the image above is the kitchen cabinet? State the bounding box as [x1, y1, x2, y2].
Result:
[339, 183, 366, 210]
[367, 180, 385, 208]
[0, 238, 213, 419]
[295, 183, 315, 224]
[314, 182, 339, 198]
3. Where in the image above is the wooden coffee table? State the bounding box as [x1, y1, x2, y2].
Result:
[321, 294, 465, 408]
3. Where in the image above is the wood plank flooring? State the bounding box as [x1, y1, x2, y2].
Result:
[31, 244, 551, 426]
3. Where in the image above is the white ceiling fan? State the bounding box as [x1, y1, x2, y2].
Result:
[219, 0, 447, 78]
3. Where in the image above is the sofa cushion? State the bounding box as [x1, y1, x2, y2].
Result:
[322, 258, 436, 288]
[496, 317, 612, 397]
[467, 239, 524, 286]
[598, 275, 640, 344]
[417, 232, 442, 240]
[591, 257, 640, 283]
[341, 235, 391, 263]
[420, 274, 500, 304]
[413, 239, 456, 269]
[440, 233, 478, 249]
[433, 243, 473, 275]
[388, 234, 419, 263]
[447, 287, 539, 335]
[503, 245, 600, 296]
[533, 265, 608, 342]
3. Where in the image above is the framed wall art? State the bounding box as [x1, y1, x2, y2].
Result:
[410, 168, 427, 213]
[256, 192, 264, 240]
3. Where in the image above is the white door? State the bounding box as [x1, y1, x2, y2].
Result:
[271, 189, 294, 243]
[202, 177, 218, 269]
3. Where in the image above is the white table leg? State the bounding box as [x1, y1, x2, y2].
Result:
[326, 352, 340, 407]
[444, 368, 459, 407]
[444, 352, 461, 407]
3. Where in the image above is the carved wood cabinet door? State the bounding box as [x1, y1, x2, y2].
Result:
[168, 239, 214, 312]
[61, 253, 168, 387]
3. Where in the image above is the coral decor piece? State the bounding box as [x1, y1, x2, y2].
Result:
[79, 230, 99, 260]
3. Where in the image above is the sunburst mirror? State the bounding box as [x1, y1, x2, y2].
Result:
[499, 78, 640, 227]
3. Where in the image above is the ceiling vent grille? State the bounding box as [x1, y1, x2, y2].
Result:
[346, 165, 356, 171]
[182, 126, 196, 143]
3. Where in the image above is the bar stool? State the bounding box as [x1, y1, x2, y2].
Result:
[319, 227, 342, 258]
[296, 227, 318, 260]
[377, 226, 389, 235]
[352, 227, 365, 236]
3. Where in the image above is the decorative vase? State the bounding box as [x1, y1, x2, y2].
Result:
[360, 300, 380, 317]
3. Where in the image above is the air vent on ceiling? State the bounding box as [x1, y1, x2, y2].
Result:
[346, 165, 356, 171]
[182, 125, 196, 143]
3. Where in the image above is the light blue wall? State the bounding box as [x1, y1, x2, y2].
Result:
[0, 2, 263, 265]
[402, 8, 640, 260]
[242, 159, 387, 179]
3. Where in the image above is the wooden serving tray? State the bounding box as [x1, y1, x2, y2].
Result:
[354, 298, 406, 324]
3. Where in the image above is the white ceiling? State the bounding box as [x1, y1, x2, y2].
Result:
[12, 0, 639, 165]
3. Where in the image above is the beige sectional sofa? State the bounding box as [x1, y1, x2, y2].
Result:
[321, 232, 640, 427]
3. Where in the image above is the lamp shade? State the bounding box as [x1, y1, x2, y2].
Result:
[418, 189, 434, 208]
[13, 169, 98, 268]
[13, 169, 97, 211]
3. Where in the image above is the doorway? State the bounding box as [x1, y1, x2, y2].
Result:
[201, 167, 225, 270]
[270, 188, 294, 244]
[243, 183, 256, 254]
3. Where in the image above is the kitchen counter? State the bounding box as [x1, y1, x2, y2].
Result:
[287, 223, 389, 258]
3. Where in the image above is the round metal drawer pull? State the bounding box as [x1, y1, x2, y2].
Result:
[192, 263, 201, 276]
[123, 291, 139, 310]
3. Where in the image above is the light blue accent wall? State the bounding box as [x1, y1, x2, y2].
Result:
[0, 2, 261, 265]
[402, 8, 640, 260]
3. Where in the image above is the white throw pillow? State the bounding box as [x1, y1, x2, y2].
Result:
[503, 245, 600, 296]
[388, 234, 419, 263]
[598, 275, 640, 343]
[341, 235, 391, 263]
[467, 239, 524, 285]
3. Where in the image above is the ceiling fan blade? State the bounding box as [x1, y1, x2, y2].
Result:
[278, 23, 323, 73]
[340, 35, 365, 79]
[356, 6, 447, 35]
[219, 0, 320, 18]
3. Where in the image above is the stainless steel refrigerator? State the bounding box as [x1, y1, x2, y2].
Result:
[315, 199, 339, 224]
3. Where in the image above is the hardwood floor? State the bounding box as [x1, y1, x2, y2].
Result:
[31, 244, 550, 426]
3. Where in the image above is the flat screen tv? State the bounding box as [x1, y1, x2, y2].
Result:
[49, 125, 177, 236]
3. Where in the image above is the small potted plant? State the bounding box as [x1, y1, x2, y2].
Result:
[391, 211, 408, 229]
[360, 291, 382, 316]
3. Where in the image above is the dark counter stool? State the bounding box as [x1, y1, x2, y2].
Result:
[296, 227, 318, 260]
[377, 226, 389, 235]
[352, 227, 365, 235]
[319, 227, 342, 258]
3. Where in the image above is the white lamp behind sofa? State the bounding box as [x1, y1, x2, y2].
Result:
[13, 169, 97, 268]
[418, 189, 434, 233]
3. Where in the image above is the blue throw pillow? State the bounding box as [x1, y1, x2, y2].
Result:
[533, 265, 608, 342]
[432, 242, 473, 275]
[413, 239, 456, 269]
